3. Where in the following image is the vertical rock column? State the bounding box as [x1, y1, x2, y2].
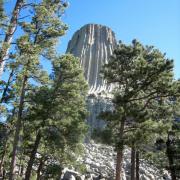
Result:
[66, 24, 117, 134]
[66, 24, 117, 95]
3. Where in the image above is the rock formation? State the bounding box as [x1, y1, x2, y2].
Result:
[66, 24, 116, 132]
[66, 24, 116, 95]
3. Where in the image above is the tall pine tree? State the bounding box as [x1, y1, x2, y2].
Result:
[101, 40, 180, 180]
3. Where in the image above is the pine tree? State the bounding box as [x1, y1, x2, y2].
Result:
[6, 1, 68, 178]
[126, 96, 176, 179]
[135, 96, 180, 180]
[9, 35, 47, 180]
[153, 99, 180, 180]
[0, 0, 68, 78]
[24, 54, 88, 179]
[101, 40, 180, 180]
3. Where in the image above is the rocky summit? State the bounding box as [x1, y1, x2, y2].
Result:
[66, 24, 116, 95]
[66, 24, 115, 133]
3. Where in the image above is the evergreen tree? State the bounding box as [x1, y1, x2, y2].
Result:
[4, 1, 68, 178]
[24, 54, 88, 179]
[126, 96, 175, 179]
[9, 35, 48, 180]
[101, 40, 180, 180]
[152, 99, 180, 180]
[0, 0, 68, 78]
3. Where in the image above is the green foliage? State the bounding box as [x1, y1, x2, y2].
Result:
[101, 39, 179, 142]
[101, 40, 180, 179]
[21, 54, 88, 178]
[141, 149, 168, 171]
[0, 123, 7, 154]
[0, 1, 85, 179]
[92, 127, 114, 145]
[0, 0, 4, 19]
[42, 164, 61, 179]
[0, 0, 6, 27]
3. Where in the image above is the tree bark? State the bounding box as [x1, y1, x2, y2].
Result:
[166, 136, 176, 180]
[9, 75, 27, 180]
[131, 146, 136, 180]
[0, 142, 7, 177]
[0, 0, 24, 77]
[25, 131, 41, 180]
[136, 151, 140, 180]
[116, 149, 124, 180]
[0, 128, 8, 177]
[115, 117, 125, 180]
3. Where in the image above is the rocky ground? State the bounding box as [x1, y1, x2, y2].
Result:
[62, 141, 171, 180]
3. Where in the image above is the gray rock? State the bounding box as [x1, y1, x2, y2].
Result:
[66, 24, 116, 134]
[79, 142, 170, 180]
[62, 169, 79, 180]
[66, 24, 117, 95]
[61, 142, 170, 180]
[76, 175, 85, 180]
[141, 174, 150, 180]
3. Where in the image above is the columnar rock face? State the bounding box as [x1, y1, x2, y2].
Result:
[66, 24, 116, 132]
[66, 24, 117, 95]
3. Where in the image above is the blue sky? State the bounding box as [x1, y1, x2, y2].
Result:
[3, 0, 180, 79]
[57, 0, 180, 79]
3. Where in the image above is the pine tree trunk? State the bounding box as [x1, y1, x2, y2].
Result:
[9, 75, 27, 180]
[0, 0, 24, 77]
[36, 157, 44, 180]
[130, 146, 136, 180]
[25, 131, 41, 180]
[166, 136, 176, 180]
[136, 151, 140, 180]
[0, 143, 7, 177]
[0, 135, 7, 176]
[116, 150, 124, 180]
[115, 117, 125, 180]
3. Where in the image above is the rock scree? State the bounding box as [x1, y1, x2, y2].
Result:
[61, 142, 170, 180]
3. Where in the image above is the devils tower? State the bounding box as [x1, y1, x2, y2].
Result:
[66, 24, 117, 95]
[66, 24, 117, 133]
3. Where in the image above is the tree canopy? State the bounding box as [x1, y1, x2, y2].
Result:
[101, 40, 180, 180]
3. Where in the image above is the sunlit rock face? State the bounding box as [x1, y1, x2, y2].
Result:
[66, 24, 116, 133]
[66, 24, 117, 95]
